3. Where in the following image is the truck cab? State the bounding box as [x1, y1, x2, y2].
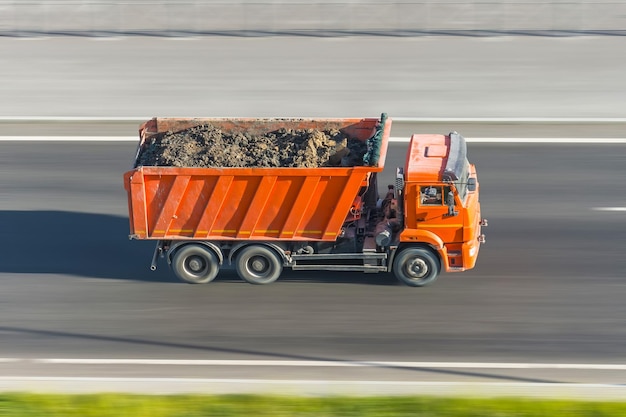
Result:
[392, 132, 486, 286]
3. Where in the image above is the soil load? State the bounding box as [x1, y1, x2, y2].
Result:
[137, 124, 368, 168]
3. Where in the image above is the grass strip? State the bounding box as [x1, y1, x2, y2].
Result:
[1, 393, 626, 417]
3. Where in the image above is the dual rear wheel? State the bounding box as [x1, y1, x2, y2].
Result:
[171, 244, 283, 285]
[235, 245, 283, 285]
[172, 244, 220, 284]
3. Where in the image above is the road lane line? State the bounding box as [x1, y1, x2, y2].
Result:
[1, 377, 626, 398]
[461, 138, 626, 144]
[0, 136, 137, 142]
[2, 136, 626, 143]
[2, 376, 626, 385]
[393, 117, 626, 123]
[0, 116, 149, 121]
[3, 117, 626, 123]
[593, 207, 626, 211]
[30, 359, 626, 370]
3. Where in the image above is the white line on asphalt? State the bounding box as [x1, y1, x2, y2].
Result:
[0, 376, 623, 386]
[1, 376, 625, 399]
[2, 136, 626, 143]
[393, 117, 626, 123]
[27, 359, 626, 370]
[0, 136, 137, 142]
[0, 116, 150, 121]
[2, 117, 626, 123]
[90, 37, 126, 42]
[461, 138, 626, 144]
[593, 207, 626, 212]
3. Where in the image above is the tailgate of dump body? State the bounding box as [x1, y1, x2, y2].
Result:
[124, 115, 391, 241]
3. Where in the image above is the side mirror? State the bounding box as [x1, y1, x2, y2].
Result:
[467, 177, 477, 192]
[446, 191, 458, 217]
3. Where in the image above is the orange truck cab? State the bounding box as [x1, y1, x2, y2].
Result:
[124, 114, 486, 287]
[392, 131, 487, 286]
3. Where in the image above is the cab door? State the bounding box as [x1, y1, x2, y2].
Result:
[414, 185, 463, 244]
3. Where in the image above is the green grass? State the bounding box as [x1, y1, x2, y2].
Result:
[1, 394, 625, 417]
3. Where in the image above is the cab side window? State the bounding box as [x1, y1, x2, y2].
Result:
[420, 186, 443, 206]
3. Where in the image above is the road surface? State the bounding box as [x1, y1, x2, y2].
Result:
[0, 134, 625, 397]
[0, 35, 625, 397]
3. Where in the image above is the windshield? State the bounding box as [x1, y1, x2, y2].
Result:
[454, 158, 470, 202]
[443, 132, 470, 203]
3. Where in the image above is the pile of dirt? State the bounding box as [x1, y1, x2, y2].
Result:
[136, 124, 368, 168]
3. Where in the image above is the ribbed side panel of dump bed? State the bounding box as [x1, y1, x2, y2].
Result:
[126, 166, 376, 241]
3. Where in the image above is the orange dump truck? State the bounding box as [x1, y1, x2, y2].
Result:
[124, 114, 486, 286]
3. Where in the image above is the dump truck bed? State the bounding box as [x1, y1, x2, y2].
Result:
[124, 115, 391, 241]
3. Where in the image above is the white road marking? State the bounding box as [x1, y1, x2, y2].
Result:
[21, 359, 626, 370]
[0, 376, 622, 386]
[0, 116, 149, 121]
[13, 37, 52, 41]
[0, 136, 137, 142]
[1, 136, 626, 143]
[393, 117, 626, 123]
[90, 37, 126, 42]
[460, 138, 626, 144]
[2, 117, 626, 123]
[593, 207, 626, 212]
[3, 360, 625, 397]
[0, 377, 625, 398]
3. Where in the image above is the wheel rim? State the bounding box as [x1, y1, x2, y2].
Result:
[236, 245, 283, 284]
[406, 257, 428, 279]
[248, 255, 270, 277]
[185, 255, 207, 276]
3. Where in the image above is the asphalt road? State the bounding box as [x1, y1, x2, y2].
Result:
[1, 35, 625, 396]
[2, 36, 626, 118]
[0, 136, 625, 396]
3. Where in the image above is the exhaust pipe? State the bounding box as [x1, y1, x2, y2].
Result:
[150, 241, 163, 271]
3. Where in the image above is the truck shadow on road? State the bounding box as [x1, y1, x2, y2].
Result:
[0, 210, 397, 285]
[0, 210, 171, 282]
[0, 325, 562, 384]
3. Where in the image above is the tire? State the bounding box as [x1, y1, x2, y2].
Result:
[236, 245, 283, 285]
[393, 247, 440, 287]
[172, 244, 220, 284]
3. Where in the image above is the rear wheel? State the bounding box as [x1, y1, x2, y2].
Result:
[393, 247, 440, 287]
[236, 245, 283, 285]
[172, 244, 220, 284]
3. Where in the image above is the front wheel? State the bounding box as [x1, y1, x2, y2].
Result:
[393, 247, 440, 287]
[236, 245, 283, 285]
[172, 244, 220, 284]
